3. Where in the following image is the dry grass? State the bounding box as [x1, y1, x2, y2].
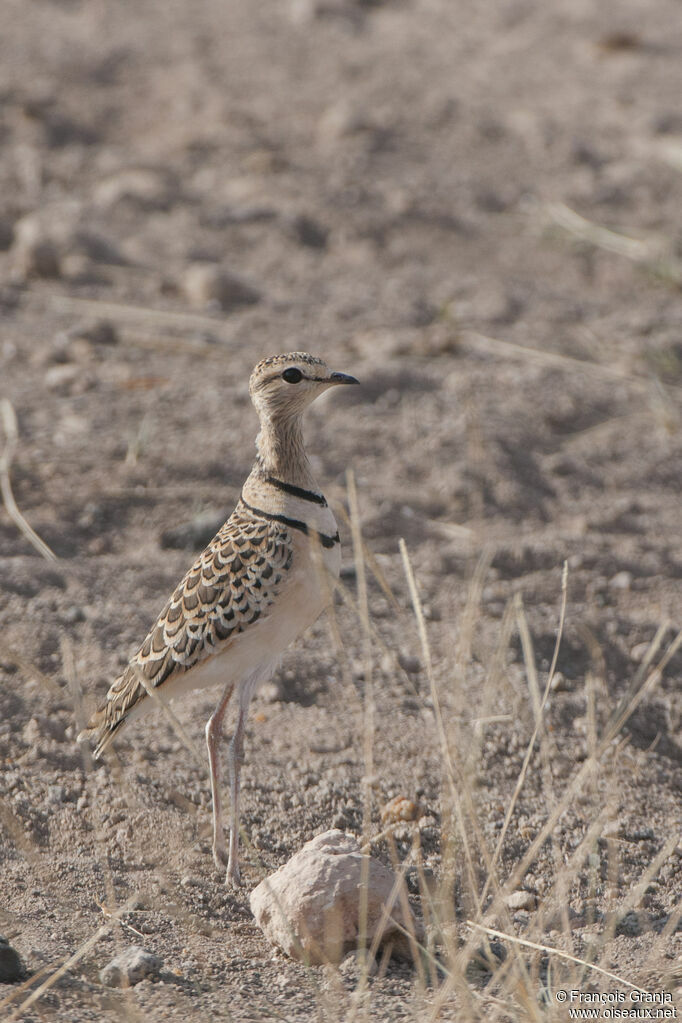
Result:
[0, 400, 57, 563]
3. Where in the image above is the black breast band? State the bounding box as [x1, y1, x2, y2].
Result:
[240, 496, 339, 549]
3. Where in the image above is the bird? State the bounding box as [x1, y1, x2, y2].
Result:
[79, 352, 359, 885]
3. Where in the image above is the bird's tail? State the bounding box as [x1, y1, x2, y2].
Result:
[77, 664, 145, 758]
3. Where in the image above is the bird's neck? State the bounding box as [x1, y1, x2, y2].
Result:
[254, 414, 317, 488]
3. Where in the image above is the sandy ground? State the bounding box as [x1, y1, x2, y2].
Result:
[0, 0, 681, 1020]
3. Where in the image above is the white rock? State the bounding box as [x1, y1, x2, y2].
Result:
[44, 364, 81, 392]
[609, 571, 632, 591]
[504, 890, 535, 911]
[99, 945, 162, 987]
[12, 215, 61, 278]
[250, 830, 420, 964]
[94, 168, 175, 209]
[602, 819, 621, 839]
[549, 670, 567, 691]
[316, 101, 360, 148]
[630, 642, 650, 662]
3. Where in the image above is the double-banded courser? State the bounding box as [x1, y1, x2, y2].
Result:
[79, 353, 358, 885]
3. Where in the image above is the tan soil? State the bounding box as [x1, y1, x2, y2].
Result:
[0, 1, 680, 1020]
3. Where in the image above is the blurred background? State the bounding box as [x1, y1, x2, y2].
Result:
[0, 0, 681, 1018]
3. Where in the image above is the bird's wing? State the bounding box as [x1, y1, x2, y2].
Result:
[83, 503, 293, 755]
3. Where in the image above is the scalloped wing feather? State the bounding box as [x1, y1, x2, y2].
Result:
[82, 504, 293, 757]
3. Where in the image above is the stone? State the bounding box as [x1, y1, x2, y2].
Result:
[250, 829, 421, 964]
[504, 890, 535, 911]
[182, 263, 261, 311]
[397, 651, 421, 675]
[317, 101, 362, 148]
[380, 796, 420, 825]
[287, 213, 328, 249]
[0, 935, 23, 983]
[44, 364, 92, 394]
[602, 819, 621, 839]
[549, 671, 568, 691]
[94, 168, 177, 210]
[630, 642, 650, 662]
[12, 215, 61, 278]
[609, 571, 632, 591]
[99, 945, 162, 987]
[72, 319, 119, 346]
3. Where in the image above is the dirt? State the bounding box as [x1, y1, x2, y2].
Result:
[0, 0, 681, 1020]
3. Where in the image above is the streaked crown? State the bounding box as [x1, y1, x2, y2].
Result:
[249, 352, 357, 421]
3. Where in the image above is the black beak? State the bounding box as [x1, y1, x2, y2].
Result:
[329, 372, 360, 386]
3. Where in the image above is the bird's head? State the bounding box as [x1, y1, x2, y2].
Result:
[249, 352, 359, 423]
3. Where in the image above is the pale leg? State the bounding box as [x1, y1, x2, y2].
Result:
[225, 700, 247, 886]
[205, 682, 234, 869]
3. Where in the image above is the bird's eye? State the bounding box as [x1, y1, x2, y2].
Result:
[282, 368, 303, 384]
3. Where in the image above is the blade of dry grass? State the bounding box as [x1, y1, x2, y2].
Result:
[334, 501, 402, 614]
[399, 538, 480, 906]
[593, 831, 682, 984]
[514, 593, 542, 721]
[48, 293, 234, 334]
[60, 637, 148, 1019]
[0, 642, 62, 696]
[461, 626, 681, 974]
[604, 627, 681, 745]
[606, 620, 669, 736]
[400, 541, 545, 1023]
[2, 894, 140, 1020]
[466, 922, 651, 995]
[131, 663, 205, 768]
[0, 399, 57, 561]
[346, 468, 376, 1019]
[459, 330, 682, 395]
[431, 626, 681, 1021]
[481, 563, 568, 904]
[545, 201, 662, 262]
[455, 546, 495, 673]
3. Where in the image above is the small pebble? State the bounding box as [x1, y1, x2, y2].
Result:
[630, 642, 651, 662]
[504, 890, 535, 911]
[75, 319, 119, 346]
[288, 213, 328, 249]
[44, 364, 85, 393]
[47, 785, 65, 805]
[94, 168, 175, 210]
[380, 796, 420, 825]
[182, 263, 261, 311]
[549, 671, 568, 691]
[0, 936, 23, 983]
[99, 945, 162, 987]
[602, 819, 621, 838]
[63, 605, 85, 624]
[609, 571, 632, 591]
[180, 875, 202, 888]
[624, 827, 655, 842]
[22, 719, 42, 745]
[12, 216, 61, 279]
[397, 651, 421, 675]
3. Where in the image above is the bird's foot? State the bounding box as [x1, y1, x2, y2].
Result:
[212, 842, 229, 869]
[225, 857, 241, 888]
